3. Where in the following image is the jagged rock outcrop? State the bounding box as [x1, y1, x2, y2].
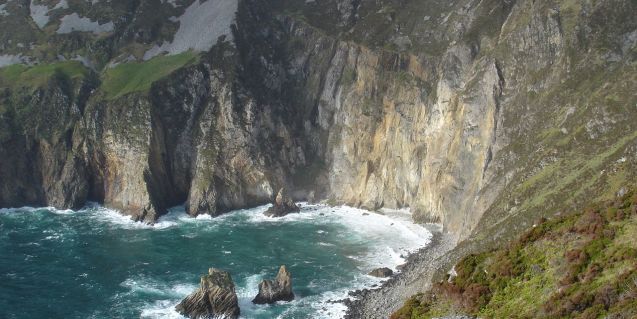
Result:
[252, 265, 295, 304]
[264, 188, 300, 217]
[368, 267, 393, 278]
[175, 268, 240, 319]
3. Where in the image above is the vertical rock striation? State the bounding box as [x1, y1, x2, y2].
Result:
[176, 268, 240, 319]
[1, 0, 635, 248]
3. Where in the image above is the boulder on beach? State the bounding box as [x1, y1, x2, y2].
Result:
[264, 188, 300, 217]
[176, 268, 240, 319]
[368, 267, 393, 278]
[252, 265, 295, 304]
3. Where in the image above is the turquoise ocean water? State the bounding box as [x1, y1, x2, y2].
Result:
[0, 203, 431, 318]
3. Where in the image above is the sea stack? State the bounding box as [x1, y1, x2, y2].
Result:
[176, 268, 240, 319]
[252, 265, 295, 304]
[263, 188, 300, 217]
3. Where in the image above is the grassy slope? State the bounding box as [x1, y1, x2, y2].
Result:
[392, 188, 637, 319]
[0, 61, 89, 89]
[0, 51, 198, 100]
[100, 51, 198, 99]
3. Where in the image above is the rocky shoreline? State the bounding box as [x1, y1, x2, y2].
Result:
[345, 229, 457, 319]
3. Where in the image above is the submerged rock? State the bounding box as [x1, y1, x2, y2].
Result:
[263, 188, 300, 217]
[176, 268, 240, 319]
[368, 267, 393, 278]
[252, 265, 295, 304]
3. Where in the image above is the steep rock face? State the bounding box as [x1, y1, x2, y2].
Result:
[267, 0, 637, 242]
[266, 14, 505, 237]
[0, 73, 93, 209]
[1, 0, 635, 246]
[320, 43, 504, 234]
[81, 58, 282, 220]
[84, 94, 161, 222]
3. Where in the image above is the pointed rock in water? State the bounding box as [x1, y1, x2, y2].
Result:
[368, 267, 393, 278]
[263, 188, 300, 217]
[176, 268, 240, 319]
[252, 265, 295, 304]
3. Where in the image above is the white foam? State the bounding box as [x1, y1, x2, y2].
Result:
[1, 201, 433, 318]
[143, 0, 238, 60]
[269, 285, 355, 319]
[56, 13, 114, 34]
[140, 300, 185, 319]
[238, 203, 432, 271]
[132, 279, 197, 319]
[78, 203, 151, 229]
[235, 273, 272, 318]
[122, 277, 197, 318]
[121, 277, 196, 298]
[227, 203, 434, 319]
[73, 203, 184, 230]
[135, 274, 252, 318]
[0, 206, 37, 214]
[0, 205, 75, 215]
[194, 214, 213, 220]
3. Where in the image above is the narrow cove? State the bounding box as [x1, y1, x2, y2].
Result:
[0, 203, 432, 318]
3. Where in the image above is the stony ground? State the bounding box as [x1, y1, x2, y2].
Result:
[345, 230, 457, 319]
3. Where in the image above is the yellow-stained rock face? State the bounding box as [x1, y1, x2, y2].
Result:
[1, 0, 635, 245]
[312, 41, 503, 239]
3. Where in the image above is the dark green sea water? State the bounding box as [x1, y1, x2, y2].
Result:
[0, 203, 431, 319]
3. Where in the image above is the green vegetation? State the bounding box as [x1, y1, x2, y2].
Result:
[0, 61, 89, 89]
[101, 51, 198, 99]
[340, 67, 357, 87]
[392, 188, 637, 319]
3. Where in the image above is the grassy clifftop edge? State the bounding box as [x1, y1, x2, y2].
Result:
[393, 187, 637, 319]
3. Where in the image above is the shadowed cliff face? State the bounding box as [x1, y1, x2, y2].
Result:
[1, 0, 636, 242]
[0, 72, 94, 209]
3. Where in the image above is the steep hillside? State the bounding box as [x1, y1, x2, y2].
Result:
[0, 0, 635, 247]
[392, 187, 637, 318]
